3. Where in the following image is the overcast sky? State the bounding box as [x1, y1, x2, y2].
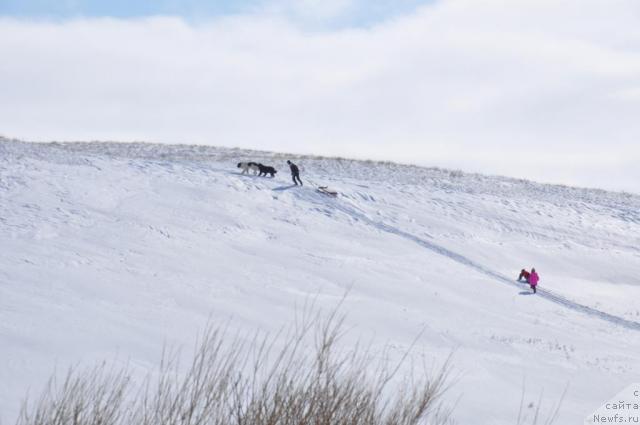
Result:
[1, 0, 639, 193]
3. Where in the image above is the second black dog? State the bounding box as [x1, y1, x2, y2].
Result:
[257, 163, 277, 177]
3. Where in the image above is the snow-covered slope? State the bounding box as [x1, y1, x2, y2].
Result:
[1, 138, 639, 423]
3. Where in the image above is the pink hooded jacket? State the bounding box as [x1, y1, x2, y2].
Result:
[529, 271, 539, 286]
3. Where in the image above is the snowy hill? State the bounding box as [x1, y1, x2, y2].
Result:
[1, 138, 639, 424]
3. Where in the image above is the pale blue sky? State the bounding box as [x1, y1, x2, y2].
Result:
[0, 0, 433, 27]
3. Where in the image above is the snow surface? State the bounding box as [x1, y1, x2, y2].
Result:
[1, 138, 639, 423]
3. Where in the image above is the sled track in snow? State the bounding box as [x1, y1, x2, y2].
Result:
[331, 201, 640, 332]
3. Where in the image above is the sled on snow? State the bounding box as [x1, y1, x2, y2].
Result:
[317, 186, 338, 197]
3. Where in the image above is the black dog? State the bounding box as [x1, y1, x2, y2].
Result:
[257, 163, 277, 177]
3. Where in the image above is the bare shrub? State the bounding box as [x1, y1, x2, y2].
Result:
[515, 380, 568, 425]
[17, 363, 130, 425]
[18, 310, 452, 425]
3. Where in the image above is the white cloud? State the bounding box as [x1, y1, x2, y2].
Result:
[1, 0, 639, 192]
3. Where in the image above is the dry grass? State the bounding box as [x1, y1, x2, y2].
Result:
[17, 309, 452, 425]
[515, 380, 568, 425]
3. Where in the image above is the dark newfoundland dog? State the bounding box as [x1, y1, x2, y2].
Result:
[257, 163, 277, 177]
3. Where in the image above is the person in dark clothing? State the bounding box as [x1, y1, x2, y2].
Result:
[287, 160, 303, 186]
[518, 269, 531, 282]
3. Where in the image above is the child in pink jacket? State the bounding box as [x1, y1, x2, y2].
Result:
[529, 268, 539, 294]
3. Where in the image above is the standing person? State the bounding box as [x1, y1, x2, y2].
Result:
[287, 160, 303, 186]
[529, 268, 539, 294]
